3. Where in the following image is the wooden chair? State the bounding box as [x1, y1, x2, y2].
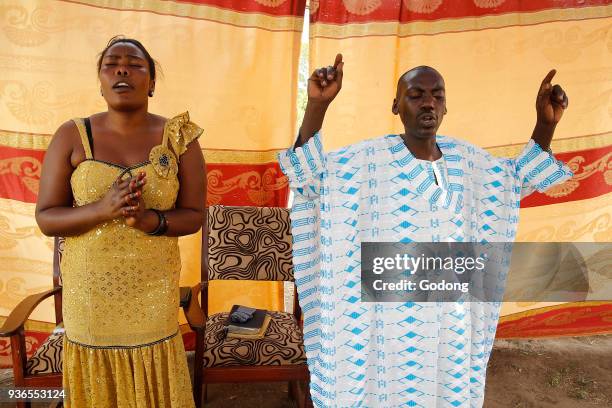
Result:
[192, 205, 311, 407]
[0, 237, 204, 408]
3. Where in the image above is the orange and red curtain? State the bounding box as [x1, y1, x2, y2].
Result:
[0, 0, 610, 369]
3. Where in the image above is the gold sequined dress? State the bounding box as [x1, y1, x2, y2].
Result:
[61, 112, 201, 407]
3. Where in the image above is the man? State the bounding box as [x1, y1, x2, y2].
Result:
[278, 54, 572, 407]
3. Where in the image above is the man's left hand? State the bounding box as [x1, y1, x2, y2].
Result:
[536, 69, 569, 127]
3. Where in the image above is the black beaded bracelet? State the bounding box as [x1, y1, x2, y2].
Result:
[147, 209, 168, 236]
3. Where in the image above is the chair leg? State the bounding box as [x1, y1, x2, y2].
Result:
[194, 382, 207, 407]
[192, 330, 204, 408]
[288, 381, 298, 401]
[193, 378, 202, 408]
[302, 381, 313, 408]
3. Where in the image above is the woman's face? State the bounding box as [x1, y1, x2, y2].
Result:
[99, 42, 154, 111]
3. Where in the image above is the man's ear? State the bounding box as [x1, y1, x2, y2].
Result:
[392, 99, 399, 115]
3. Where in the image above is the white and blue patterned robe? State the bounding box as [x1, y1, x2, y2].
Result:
[278, 133, 572, 408]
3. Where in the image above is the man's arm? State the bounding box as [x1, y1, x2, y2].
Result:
[295, 54, 344, 148]
[494, 70, 572, 199]
[530, 69, 569, 151]
[278, 54, 345, 200]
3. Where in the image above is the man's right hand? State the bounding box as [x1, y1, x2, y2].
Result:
[307, 53, 344, 105]
[296, 54, 344, 148]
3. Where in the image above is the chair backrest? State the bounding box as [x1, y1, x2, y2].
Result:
[52, 237, 64, 324]
[204, 205, 295, 282]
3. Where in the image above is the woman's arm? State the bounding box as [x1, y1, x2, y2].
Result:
[36, 121, 141, 236]
[128, 139, 205, 236]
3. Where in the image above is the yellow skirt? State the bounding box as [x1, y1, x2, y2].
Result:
[63, 333, 195, 408]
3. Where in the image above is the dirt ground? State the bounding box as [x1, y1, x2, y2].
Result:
[2, 334, 611, 407]
[198, 335, 612, 408]
[483, 335, 612, 408]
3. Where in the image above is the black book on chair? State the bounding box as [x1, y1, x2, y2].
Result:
[224, 305, 269, 335]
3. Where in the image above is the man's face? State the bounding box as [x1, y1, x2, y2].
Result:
[393, 68, 446, 139]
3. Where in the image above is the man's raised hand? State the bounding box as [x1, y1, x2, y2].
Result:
[296, 54, 345, 147]
[307, 53, 344, 106]
[536, 69, 568, 127]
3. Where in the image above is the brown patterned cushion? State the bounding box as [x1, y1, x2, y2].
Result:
[26, 329, 63, 375]
[202, 311, 306, 367]
[207, 206, 294, 281]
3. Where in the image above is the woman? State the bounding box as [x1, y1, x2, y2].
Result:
[35, 36, 204, 407]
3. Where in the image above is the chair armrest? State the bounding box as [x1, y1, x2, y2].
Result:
[0, 287, 61, 337]
[182, 283, 206, 332]
[179, 286, 192, 308]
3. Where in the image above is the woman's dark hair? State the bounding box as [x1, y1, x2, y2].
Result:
[97, 36, 158, 80]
